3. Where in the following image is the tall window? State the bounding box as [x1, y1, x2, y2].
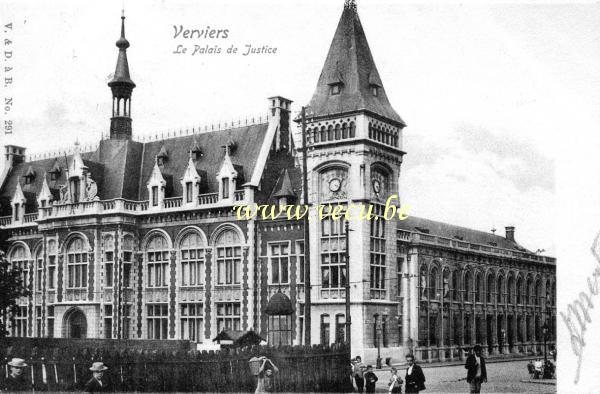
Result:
[180, 303, 204, 342]
[122, 305, 131, 339]
[47, 240, 57, 290]
[517, 277, 523, 304]
[222, 178, 230, 199]
[320, 211, 347, 295]
[526, 278, 533, 305]
[335, 314, 345, 343]
[452, 270, 459, 301]
[35, 248, 43, 291]
[12, 306, 27, 337]
[320, 314, 330, 345]
[147, 304, 169, 339]
[216, 302, 241, 332]
[420, 265, 427, 299]
[487, 275, 494, 303]
[47, 306, 54, 338]
[104, 304, 113, 339]
[370, 205, 386, 298]
[67, 237, 88, 289]
[180, 232, 206, 286]
[123, 236, 134, 288]
[152, 186, 159, 206]
[186, 182, 193, 203]
[397, 257, 405, 297]
[10, 246, 29, 290]
[429, 267, 438, 300]
[215, 229, 242, 285]
[104, 235, 115, 287]
[269, 242, 290, 284]
[298, 304, 305, 345]
[35, 306, 42, 336]
[497, 276, 504, 303]
[475, 273, 483, 303]
[146, 235, 170, 288]
[296, 241, 305, 284]
[464, 271, 472, 302]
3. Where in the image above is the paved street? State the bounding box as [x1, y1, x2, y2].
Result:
[359, 359, 555, 393]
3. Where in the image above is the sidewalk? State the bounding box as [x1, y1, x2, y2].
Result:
[520, 378, 557, 385]
[380, 353, 545, 371]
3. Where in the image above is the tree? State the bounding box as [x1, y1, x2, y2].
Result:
[0, 249, 31, 338]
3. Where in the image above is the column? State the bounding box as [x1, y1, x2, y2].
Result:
[134, 251, 144, 338]
[168, 249, 177, 339]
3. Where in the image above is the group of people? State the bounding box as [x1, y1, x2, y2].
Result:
[351, 354, 426, 393]
[528, 358, 555, 380]
[351, 344, 489, 394]
[1, 358, 109, 393]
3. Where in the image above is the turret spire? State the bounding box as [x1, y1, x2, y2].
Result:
[108, 11, 136, 140]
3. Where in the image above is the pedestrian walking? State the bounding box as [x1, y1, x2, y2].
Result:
[404, 354, 426, 393]
[2, 358, 29, 392]
[465, 345, 487, 393]
[388, 367, 403, 393]
[84, 362, 109, 393]
[352, 356, 367, 393]
[255, 357, 278, 394]
[364, 365, 378, 393]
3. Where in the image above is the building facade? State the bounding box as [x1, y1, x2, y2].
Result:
[0, 2, 555, 363]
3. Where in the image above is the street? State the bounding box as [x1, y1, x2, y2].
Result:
[363, 359, 555, 393]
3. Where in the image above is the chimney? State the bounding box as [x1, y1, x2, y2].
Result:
[268, 96, 292, 152]
[505, 226, 515, 242]
[5, 145, 26, 166]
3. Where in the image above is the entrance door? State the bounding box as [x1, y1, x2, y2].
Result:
[67, 309, 87, 338]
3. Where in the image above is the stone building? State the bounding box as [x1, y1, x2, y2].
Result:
[0, 1, 555, 363]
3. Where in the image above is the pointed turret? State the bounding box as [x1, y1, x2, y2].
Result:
[108, 11, 136, 140]
[307, 0, 404, 126]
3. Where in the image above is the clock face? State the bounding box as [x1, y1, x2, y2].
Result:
[371, 169, 388, 200]
[329, 178, 342, 192]
[372, 179, 381, 194]
[320, 168, 348, 201]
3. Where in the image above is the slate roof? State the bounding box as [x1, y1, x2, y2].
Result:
[307, 3, 405, 126]
[397, 216, 531, 253]
[0, 123, 270, 215]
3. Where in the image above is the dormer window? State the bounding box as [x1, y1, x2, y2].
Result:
[152, 186, 159, 206]
[50, 172, 59, 181]
[371, 86, 379, 96]
[330, 84, 342, 95]
[222, 178, 230, 199]
[13, 204, 20, 221]
[186, 182, 193, 203]
[24, 167, 35, 185]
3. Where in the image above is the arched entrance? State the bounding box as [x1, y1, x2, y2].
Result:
[64, 308, 87, 339]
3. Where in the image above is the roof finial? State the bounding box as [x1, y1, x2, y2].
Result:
[344, 0, 357, 11]
[116, 9, 130, 49]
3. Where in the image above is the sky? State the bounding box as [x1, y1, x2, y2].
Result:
[2, 0, 599, 256]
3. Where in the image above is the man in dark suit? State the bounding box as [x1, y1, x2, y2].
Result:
[2, 358, 29, 392]
[404, 354, 426, 393]
[84, 362, 109, 393]
[465, 345, 487, 393]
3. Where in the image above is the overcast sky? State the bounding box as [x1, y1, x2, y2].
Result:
[2, 0, 599, 256]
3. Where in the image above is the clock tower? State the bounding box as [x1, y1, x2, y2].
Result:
[299, 0, 406, 359]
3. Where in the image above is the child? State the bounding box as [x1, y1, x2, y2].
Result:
[364, 365, 379, 393]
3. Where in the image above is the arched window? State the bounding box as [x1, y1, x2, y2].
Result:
[368, 124, 373, 139]
[10, 245, 29, 289]
[146, 234, 170, 288]
[526, 277, 533, 305]
[486, 274, 494, 303]
[103, 235, 115, 288]
[464, 271, 472, 302]
[180, 231, 206, 286]
[452, 270, 459, 301]
[429, 267, 438, 299]
[497, 276, 504, 304]
[535, 279, 541, 306]
[47, 240, 57, 290]
[507, 276, 515, 304]
[349, 122, 356, 138]
[122, 235, 134, 288]
[34, 247, 43, 292]
[516, 277, 523, 305]
[320, 126, 327, 142]
[334, 124, 341, 140]
[475, 273, 483, 302]
[215, 228, 242, 285]
[341, 123, 348, 139]
[327, 125, 333, 141]
[313, 128, 320, 143]
[66, 237, 88, 289]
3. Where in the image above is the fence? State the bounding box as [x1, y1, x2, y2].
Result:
[0, 339, 352, 392]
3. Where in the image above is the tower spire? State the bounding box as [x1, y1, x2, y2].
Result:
[108, 11, 136, 140]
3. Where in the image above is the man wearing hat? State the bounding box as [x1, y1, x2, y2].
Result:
[2, 358, 29, 392]
[84, 362, 108, 393]
[465, 344, 487, 393]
